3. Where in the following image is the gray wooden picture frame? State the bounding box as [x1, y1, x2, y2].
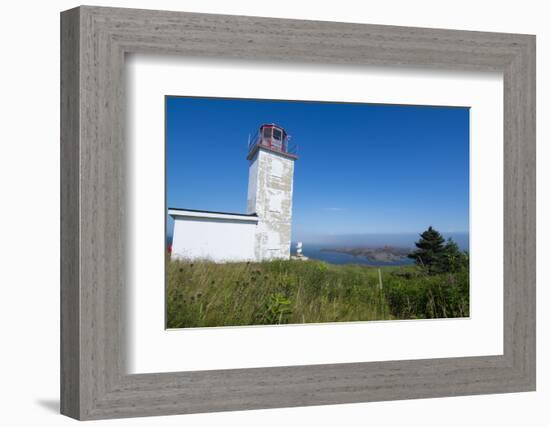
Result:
[60, 5, 536, 420]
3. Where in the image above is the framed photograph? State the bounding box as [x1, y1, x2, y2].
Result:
[61, 6, 535, 420]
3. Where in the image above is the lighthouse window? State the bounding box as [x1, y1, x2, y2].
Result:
[263, 127, 271, 139]
[273, 129, 282, 140]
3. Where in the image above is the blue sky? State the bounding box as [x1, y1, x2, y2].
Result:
[166, 96, 469, 243]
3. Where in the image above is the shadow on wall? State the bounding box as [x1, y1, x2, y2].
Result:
[35, 399, 59, 414]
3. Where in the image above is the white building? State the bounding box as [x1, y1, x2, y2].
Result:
[169, 124, 298, 263]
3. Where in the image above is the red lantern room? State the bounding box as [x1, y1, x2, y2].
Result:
[247, 123, 298, 160]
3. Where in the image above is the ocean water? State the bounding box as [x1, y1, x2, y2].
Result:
[296, 245, 415, 266]
[292, 232, 469, 266]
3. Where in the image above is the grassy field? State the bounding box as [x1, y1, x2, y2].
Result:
[166, 259, 469, 329]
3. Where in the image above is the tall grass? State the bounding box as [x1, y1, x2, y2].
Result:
[166, 259, 469, 329]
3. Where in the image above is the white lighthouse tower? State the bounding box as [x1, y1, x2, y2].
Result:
[169, 123, 297, 263]
[246, 124, 298, 261]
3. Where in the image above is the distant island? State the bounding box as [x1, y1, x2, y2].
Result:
[320, 246, 412, 263]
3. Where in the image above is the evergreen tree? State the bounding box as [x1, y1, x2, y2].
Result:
[408, 226, 446, 273]
[440, 238, 466, 273]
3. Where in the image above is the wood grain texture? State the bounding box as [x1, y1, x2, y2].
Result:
[60, 7, 80, 419]
[60, 6, 536, 420]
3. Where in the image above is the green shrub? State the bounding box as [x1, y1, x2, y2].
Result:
[384, 270, 469, 319]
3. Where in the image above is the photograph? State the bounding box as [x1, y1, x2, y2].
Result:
[165, 96, 470, 329]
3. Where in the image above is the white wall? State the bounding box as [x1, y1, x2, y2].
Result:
[248, 148, 295, 260]
[0, 1, 548, 427]
[172, 217, 257, 262]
